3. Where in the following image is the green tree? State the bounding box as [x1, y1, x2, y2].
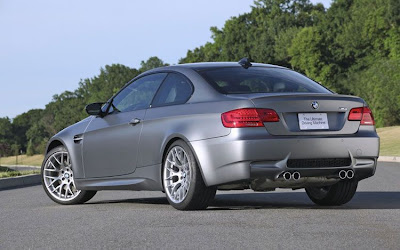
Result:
[26, 139, 34, 156]
[44, 91, 87, 132]
[26, 121, 50, 154]
[11, 143, 20, 157]
[342, 58, 400, 127]
[12, 109, 43, 152]
[81, 64, 139, 104]
[289, 27, 325, 79]
[180, 0, 323, 65]
[0, 117, 13, 156]
[274, 26, 302, 67]
[0, 143, 11, 157]
[385, 27, 400, 59]
[0, 117, 13, 141]
[139, 56, 169, 72]
[38, 63, 142, 134]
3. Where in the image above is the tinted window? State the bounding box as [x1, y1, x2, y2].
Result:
[151, 73, 193, 107]
[197, 67, 331, 94]
[109, 73, 167, 113]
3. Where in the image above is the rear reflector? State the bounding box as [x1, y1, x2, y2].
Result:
[221, 108, 279, 128]
[348, 107, 375, 125]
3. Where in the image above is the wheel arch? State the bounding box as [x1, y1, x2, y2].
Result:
[44, 137, 86, 179]
[160, 134, 208, 189]
[46, 139, 65, 154]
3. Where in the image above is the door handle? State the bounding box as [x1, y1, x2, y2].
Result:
[129, 118, 141, 125]
[73, 134, 83, 143]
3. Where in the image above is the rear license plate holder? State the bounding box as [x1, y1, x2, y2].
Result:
[298, 113, 329, 130]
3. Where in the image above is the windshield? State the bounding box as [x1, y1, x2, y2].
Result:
[197, 67, 331, 94]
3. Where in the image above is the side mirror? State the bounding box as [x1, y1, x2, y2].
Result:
[85, 103, 105, 116]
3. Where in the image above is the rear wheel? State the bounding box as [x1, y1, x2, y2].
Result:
[305, 180, 358, 206]
[41, 146, 97, 205]
[162, 140, 216, 210]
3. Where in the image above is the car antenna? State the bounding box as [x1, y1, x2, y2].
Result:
[238, 57, 252, 69]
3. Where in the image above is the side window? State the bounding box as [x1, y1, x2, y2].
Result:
[109, 73, 167, 113]
[151, 73, 193, 107]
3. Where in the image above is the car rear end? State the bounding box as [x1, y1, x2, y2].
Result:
[190, 65, 379, 190]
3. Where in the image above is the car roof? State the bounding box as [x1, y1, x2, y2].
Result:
[155, 62, 286, 71]
[145, 62, 287, 73]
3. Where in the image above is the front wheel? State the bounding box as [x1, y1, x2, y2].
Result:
[41, 146, 97, 205]
[162, 140, 216, 210]
[305, 180, 358, 206]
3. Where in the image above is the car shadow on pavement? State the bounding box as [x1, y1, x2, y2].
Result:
[90, 197, 170, 205]
[89, 191, 400, 210]
[209, 191, 400, 210]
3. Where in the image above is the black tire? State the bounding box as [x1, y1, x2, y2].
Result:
[41, 146, 97, 205]
[305, 180, 358, 206]
[162, 140, 216, 210]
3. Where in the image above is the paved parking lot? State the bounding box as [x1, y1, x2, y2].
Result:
[0, 162, 399, 249]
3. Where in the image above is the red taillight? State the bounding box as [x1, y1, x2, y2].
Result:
[221, 108, 279, 128]
[348, 107, 363, 121]
[360, 107, 375, 125]
[348, 107, 375, 125]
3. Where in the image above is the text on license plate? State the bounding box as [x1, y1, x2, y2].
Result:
[298, 113, 329, 130]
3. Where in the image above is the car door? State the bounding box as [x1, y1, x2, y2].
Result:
[82, 73, 167, 178]
[138, 73, 194, 168]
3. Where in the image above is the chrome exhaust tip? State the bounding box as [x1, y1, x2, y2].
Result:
[283, 172, 292, 181]
[292, 172, 301, 181]
[338, 170, 347, 180]
[347, 170, 354, 179]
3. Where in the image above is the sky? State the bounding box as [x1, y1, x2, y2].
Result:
[0, 0, 332, 119]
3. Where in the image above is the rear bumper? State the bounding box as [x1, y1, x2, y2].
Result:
[190, 127, 379, 186]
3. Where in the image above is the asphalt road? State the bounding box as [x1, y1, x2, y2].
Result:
[1, 162, 399, 249]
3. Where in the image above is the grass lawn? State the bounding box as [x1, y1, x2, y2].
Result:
[0, 166, 40, 178]
[377, 126, 400, 156]
[0, 154, 44, 166]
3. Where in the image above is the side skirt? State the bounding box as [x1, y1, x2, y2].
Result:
[75, 164, 163, 191]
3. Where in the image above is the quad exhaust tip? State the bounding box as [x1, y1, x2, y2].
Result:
[339, 170, 354, 180]
[283, 172, 292, 181]
[292, 172, 301, 181]
[282, 171, 301, 181]
[347, 170, 354, 179]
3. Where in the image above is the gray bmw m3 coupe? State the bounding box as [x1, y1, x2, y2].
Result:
[41, 59, 379, 210]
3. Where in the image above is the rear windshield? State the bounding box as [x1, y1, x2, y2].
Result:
[197, 67, 331, 94]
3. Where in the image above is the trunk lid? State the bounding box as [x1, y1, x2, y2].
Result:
[245, 93, 365, 135]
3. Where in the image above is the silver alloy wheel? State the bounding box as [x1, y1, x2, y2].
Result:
[43, 151, 81, 201]
[163, 146, 191, 203]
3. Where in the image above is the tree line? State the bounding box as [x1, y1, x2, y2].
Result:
[0, 57, 168, 157]
[0, 0, 399, 157]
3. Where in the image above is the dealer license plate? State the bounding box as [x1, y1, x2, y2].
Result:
[298, 113, 329, 130]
